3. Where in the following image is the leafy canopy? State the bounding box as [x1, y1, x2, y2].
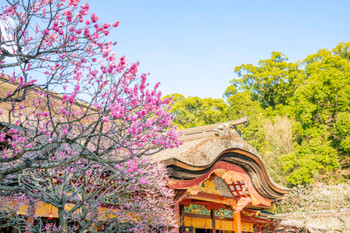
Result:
[169, 42, 350, 186]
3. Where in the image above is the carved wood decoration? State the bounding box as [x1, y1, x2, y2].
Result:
[236, 197, 251, 212]
[169, 162, 272, 207]
[220, 170, 244, 184]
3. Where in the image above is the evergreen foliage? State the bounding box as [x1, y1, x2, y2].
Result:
[168, 42, 350, 186]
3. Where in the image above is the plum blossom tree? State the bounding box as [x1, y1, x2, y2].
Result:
[1, 158, 176, 232]
[0, 0, 181, 232]
[0, 0, 117, 102]
[276, 183, 350, 232]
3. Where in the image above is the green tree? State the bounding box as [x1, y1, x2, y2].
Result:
[223, 87, 267, 151]
[168, 42, 350, 187]
[281, 44, 350, 185]
[165, 94, 228, 129]
[232, 52, 300, 109]
[334, 112, 350, 153]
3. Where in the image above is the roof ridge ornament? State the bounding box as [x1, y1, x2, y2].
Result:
[213, 123, 239, 137]
[180, 116, 248, 139]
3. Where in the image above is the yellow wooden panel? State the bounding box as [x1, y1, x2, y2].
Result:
[17, 204, 28, 215]
[9, 201, 58, 217]
[35, 202, 58, 218]
[0, 199, 27, 215]
[215, 219, 234, 231]
[184, 216, 192, 226]
[98, 207, 116, 221]
[193, 218, 205, 228]
[205, 218, 212, 229]
[184, 217, 212, 229]
[242, 221, 253, 232]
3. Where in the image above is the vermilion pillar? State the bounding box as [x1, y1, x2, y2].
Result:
[233, 210, 241, 233]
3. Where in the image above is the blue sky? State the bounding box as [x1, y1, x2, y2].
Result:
[90, 0, 350, 99]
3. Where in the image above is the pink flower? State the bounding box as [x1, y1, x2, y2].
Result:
[60, 107, 67, 115]
[69, 35, 76, 42]
[91, 13, 98, 23]
[43, 29, 50, 36]
[94, 102, 101, 109]
[84, 27, 90, 37]
[0, 132, 5, 142]
[63, 126, 68, 135]
[74, 85, 80, 92]
[140, 178, 148, 184]
[8, 128, 18, 134]
[103, 116, 109, 123]
[103, 23, 111, 29]
[68, 0, 79, 7]
[113, 21, 119, 27]
[66, 10, 72, 22]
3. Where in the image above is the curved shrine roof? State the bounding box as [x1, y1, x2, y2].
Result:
[155, 117, 289, 202]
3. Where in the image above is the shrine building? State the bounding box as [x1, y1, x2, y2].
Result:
[0, 76, 289, 232]
[156, 117, 290, 233]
